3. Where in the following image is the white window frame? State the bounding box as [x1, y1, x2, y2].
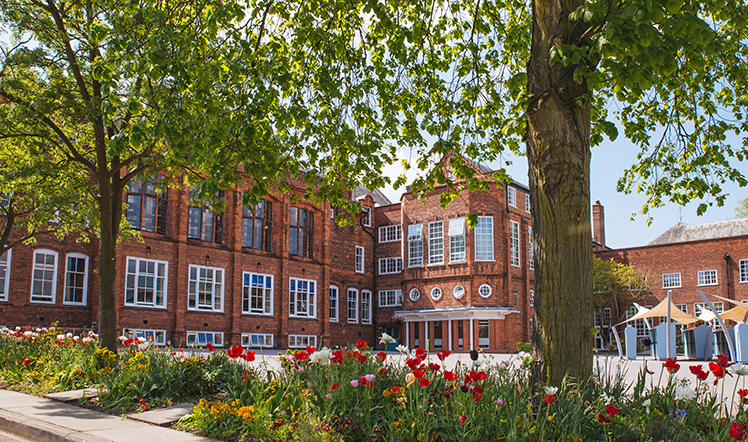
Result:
[362, 206, 372, 227]
[242, 272, 274, 315]
[123, 328, 167, 346]
[186, 331, 224, 347]
[409, 288, 421, 302]
[0, 249, 11, 302]
[379, 289, 403, 307]
[361, 290, 372, 324]
[697, 269, 718, 286]
[528, 227, 534, 270]
[347, 288, 359, 323]
[448, 217, 466, 263]
[694, 302, 724, 327]
[478, 320, 490, 349]
[662, 272, 682, 289]
[188, 265, 225, 312]
[408, 224, 424, 267]
[125, 257, 168, 309]
[475, 216, 494, 261]
[288, 334, 317, 348]
[626, 305, 652, 338]
[430, 287, 442, 300]
[508, 187, 517, 207]
[31, 249, 58, 304]
[453, 285, 465, 299]
[329, 285, 339, 322]
[289, 277, 317, 318]
[741, 259, 748, 283]
[428, 221, 444, 265]
[525, 193, 531, 212]
[378, 224, 402, 243]
[379, 257, 403, 274]
[478, 284, 492, 298]
[63, 253, 88, 306]
[241, 333, 274, 348]
[355, 246, 365, 273]
[675, 303, 687, 314]
[529, 290, 535, 307]
[510, 220, 521, 267]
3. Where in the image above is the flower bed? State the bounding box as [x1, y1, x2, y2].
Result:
[2, 328, 748, 441]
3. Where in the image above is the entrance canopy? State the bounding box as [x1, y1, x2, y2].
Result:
[393, 305, 520, 322]
[617, 297, 700, 326]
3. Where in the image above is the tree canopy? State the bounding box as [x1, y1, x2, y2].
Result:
[736, 197, 748, 218]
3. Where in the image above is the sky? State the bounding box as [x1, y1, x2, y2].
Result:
[379, 138, 746, 250]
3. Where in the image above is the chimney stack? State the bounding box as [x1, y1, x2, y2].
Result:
[592, 200, 606, 248]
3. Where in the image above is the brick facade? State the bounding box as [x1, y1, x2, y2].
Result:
[1, 166, 536, 352]
[593, 201, 748, 348]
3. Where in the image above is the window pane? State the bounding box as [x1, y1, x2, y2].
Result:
[126, 195, 142, 229]
[142, 196, 156, 232]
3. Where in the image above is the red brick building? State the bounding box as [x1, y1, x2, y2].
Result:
[0, 162, 535, 352]
[593, 201, 748, 349]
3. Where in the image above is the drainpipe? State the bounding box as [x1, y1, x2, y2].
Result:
[360, 211, 378, 348]
[725, 253, 731, 300]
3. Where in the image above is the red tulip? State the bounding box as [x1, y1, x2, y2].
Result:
[664, 358, 680, 374]
[605, 405, 619, 418]
[729, 423, 745, 440]
[545, 394, 556, 404]
[419, 378, 431, 388]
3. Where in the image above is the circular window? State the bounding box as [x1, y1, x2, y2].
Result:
[453, 285, 465, 299]
[409, 288, 421, 302]
[479, 284, 492, 298]
[430, 287, 442, 300]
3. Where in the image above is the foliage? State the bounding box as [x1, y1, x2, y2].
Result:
[592, 256, 649, 319]
[96, 347, 236, 410]
[5, 330, 748, 441]
[0, 325, 102, 395]
[736, 198, 748, 219]
[0, 144, 92, 255]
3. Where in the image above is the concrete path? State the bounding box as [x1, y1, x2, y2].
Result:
[0, 390, 217, 442]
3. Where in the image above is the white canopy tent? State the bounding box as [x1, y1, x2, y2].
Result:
[615, 292, 700, 359]
[616, 295, 700, 327]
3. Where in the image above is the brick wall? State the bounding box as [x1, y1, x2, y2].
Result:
[2, 170, 536, 353]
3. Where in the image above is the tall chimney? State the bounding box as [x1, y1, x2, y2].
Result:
[592, 200, 606, 248]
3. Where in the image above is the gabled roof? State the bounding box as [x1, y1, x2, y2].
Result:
[464, 158, 493, 175]
[647, 218, 748, 245]
[462, 158, 530, 191]
[352, 185, 392, 207]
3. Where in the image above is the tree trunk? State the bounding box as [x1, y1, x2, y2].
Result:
[526, 0, 593, 387]
[94, 120, 122, 353]
[98, 195, 118, 353]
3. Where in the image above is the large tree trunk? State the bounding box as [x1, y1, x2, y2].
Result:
[526, 0, 593, 387]
[98, 196, 118, 353]
[94, 118, 122, 353]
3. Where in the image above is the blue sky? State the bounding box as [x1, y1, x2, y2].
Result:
[381, 138, 745, 250]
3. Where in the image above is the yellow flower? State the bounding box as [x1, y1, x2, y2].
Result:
[237, 406, 255, 419]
